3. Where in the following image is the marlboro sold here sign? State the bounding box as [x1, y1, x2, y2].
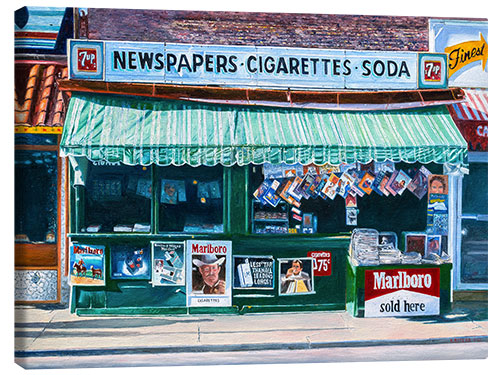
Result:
[364, 268, 440, 317]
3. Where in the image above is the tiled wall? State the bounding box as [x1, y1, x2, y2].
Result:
[15, 270, 58, 301]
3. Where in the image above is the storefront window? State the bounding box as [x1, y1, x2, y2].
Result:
[460, 161, 488, 284]
[15, 150, 58, 243]
[78, 163, 224, 234]
[158, 165, 223, 233]
[81, 163, 152, 233]
[250, 162, 438, 236]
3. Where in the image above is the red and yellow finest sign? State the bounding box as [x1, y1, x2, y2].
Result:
[445, 33, 488, 77]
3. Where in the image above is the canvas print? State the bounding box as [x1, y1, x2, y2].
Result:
[13, 5, 487, 372]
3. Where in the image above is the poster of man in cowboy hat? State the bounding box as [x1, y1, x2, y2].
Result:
[186, 240, 232, 307]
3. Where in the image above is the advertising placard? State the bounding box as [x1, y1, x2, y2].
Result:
[151, 241, 185, 286]
[364, 268, 440, 317]
[186, 240, 232, 307]
[68, 39, 447, 90]
[69, 243, 105, 286]
[278, 258, 315, 295]
[110, 245, 151, 280]
[233, 256, 274, 289]
[430, 19, 488, 88]
[307, 251, 332, 276]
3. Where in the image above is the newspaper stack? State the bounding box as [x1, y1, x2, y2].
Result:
[350, 228, 379, 266]
[421, 252, 443, 265]
[401, 251, 422, 264]
[378, 245, 402, 264]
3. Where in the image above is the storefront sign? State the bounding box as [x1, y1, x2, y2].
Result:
[68, 39, 448, 90]
[278, 258, 315, 295]
[69, 243, 105, 286]
[233, 256, 274, 289]
[364, 268, 440, 317]
[186, 240, 232, 307]
[430, 19, 488, 88]
[110, 245, 151, 280]
[151, 241, 185, 286]
[307, 251, 332, 276]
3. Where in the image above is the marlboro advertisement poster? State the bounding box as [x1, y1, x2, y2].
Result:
[233, 256, 274, 289]
[186, 240, 232, 307]
[151, 241, 185, 286]
[364, 268, 440, 317]
[69, 244, 105, 286]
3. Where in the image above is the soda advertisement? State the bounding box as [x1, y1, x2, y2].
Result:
[364, 268, 440, 317]
[151, 241, 185, 286]
[110, 245, 151, 280]
[69, 243, 106, 286]
[186, 240, 232, 307]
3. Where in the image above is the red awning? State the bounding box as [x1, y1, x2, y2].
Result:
[448, 89, 488, 152]
[449, 89, 488, 121]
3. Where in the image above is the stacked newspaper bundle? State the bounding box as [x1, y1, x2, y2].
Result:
[350, 228, 379, 266]
[378, 245, 402, 264]
[401, 251, 422, 264]
[421, 252, 443, 265]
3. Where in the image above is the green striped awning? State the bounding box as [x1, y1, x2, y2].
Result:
[60, 92, 468, 167]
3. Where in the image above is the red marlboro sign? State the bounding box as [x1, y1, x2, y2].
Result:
[365, 268, 440, 317]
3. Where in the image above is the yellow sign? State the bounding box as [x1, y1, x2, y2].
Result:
[445, 33, 488, 77]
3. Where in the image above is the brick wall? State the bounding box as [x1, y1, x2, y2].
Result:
[85, 9, 430, 51]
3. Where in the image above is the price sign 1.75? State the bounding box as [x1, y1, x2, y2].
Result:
[307, 251, 332, 277]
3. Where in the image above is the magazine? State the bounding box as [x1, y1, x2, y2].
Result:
[358, 171, 376, 195]
[384, 170, 400, 196]
[321, 173, 340, 199]
[263, 163, 284, 179]
[263, 180, 282, 207]
[253, 179, 273, 204]
[336, 172, 354, 199]
[288, 176, 304, 201]
[359, 161, 375, 174]
[378, 172, 391, 196]
[426, 235, 442, 257]
[302, 164, 320, 176]
[306, 174, 323, 198]
[374, 161, 395, 174]
[279, 179, 301, 207]
[370, 171, 386, 196]
[298, 173, 317, 199]
[161, 179, 187, 204]
[407, 166, 432, 199]
[136, 178, 152, 199]
[283, 164, 300, 177]
[394, 170, 411, 195]
[346, 207, 358, 226]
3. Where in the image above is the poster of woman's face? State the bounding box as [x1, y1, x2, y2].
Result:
[428, 175, 448, 196]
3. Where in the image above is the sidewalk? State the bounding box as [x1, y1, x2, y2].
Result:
[14, 301, 487, 358]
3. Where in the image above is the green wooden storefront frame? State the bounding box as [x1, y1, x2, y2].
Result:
[68, 165, 352, 315]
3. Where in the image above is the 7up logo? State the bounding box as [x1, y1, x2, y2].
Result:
[77, 48, 98, 72]
[423, 60, 442, 82]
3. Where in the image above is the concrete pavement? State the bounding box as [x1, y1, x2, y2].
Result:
[14, 301, 487, 360]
